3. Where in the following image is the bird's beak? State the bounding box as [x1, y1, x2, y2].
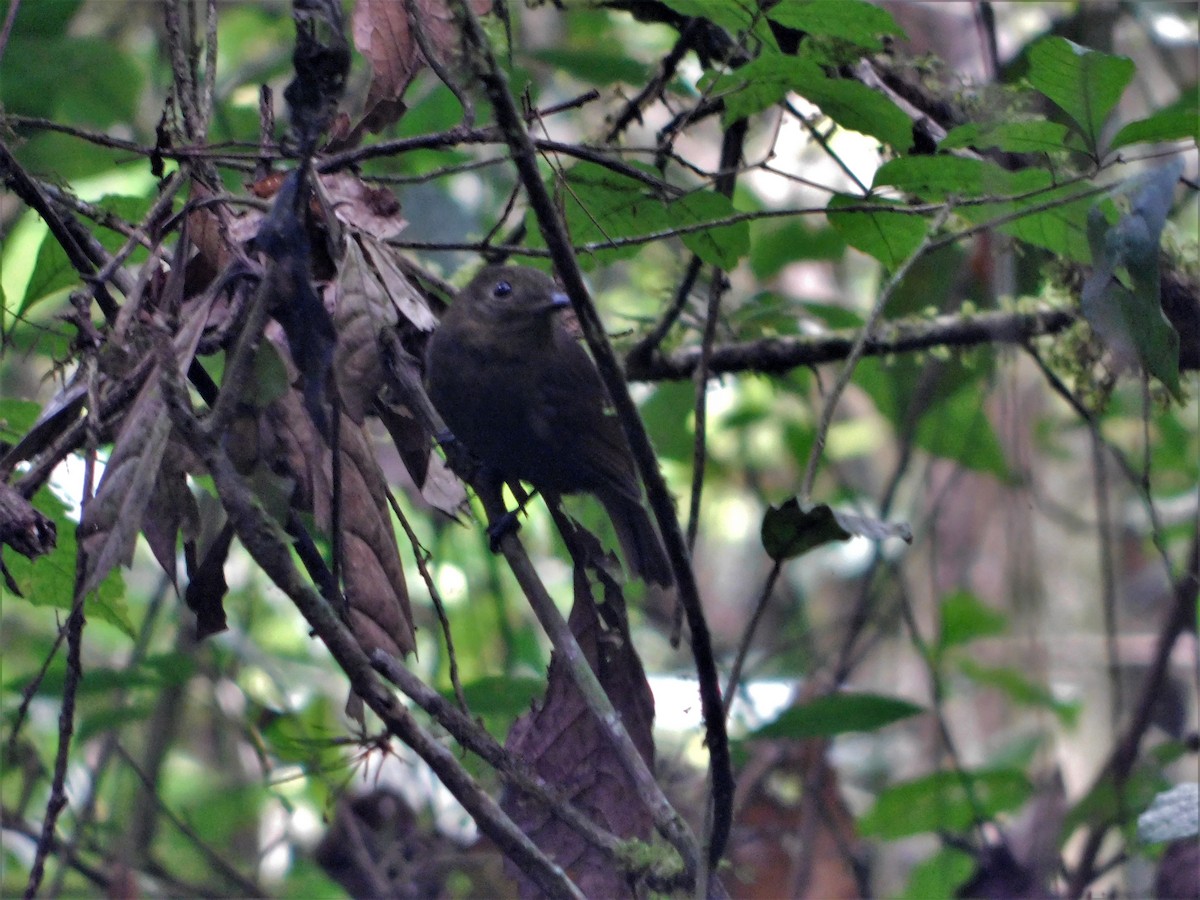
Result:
[547, 291, 571, 312]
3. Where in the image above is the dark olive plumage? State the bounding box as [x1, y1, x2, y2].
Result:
[426, 265, 672, 586]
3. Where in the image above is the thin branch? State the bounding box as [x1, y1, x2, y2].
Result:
[454, 0, 733, 874]
[157, 360, 584, 900]
[800, 201, 947, 500]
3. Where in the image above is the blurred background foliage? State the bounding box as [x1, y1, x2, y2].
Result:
[1, 1, 1197, 897]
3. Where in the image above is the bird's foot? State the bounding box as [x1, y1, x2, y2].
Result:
[486, 510, 521, 552]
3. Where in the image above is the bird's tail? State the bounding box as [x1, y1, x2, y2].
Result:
[601, 493, 674, 587]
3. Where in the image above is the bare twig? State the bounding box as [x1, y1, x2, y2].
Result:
[454, 0, 734, 874]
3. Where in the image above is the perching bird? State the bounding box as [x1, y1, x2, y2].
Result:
[425, 265, 673, 586]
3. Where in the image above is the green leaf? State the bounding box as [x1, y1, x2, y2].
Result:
[767, 0, 905, 51]
[858, 768, 1034, 839]
[827, 194, 927, 269]
[899, 847, 975, 900]
[749, 692, 923, 740]
[874, 156, 1051, 201]
[530, 48, 650, 86]
[795, 63, 913, 150]
[1025, 37, 1134, 155]
[939, 119, 1072, 154]
[1110, 84, 1199, 151]
[19, 233, 78, 317]
[450, 676, 544, 720]
[0, 399, 43, 441]
[937, 590, 1008, 653]
[671, 190, 749, 269]
[761, 499, 851, 560]
[558, 162, 672, 267]
[761, 498, 909, 561]
[912, 383, 1010, 478]
[5, 487, 131, 636]
[657, 0, 779, 50]
[750, 218, 845, 277]
[957, 659, 1080, 726]
[2, 35, 143, 126]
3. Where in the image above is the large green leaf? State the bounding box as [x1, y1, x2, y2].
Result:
[858, 767, 1034, 839]
[939, 119, 1072, 155]
[874, 156, 1051, 201]
[1025, 36, 1134, 156]
[767, 0, 905, 51]
[671, 190, 749, 268]
[827, 194, 928, 269]
[657, 0, 778, 49]
[556, 162, 747, 269]
[1111, 83, 1199, 150]
[900, 847, 975, 900]
[936, 590, 1008, 654]
[749, 692, 924, 740]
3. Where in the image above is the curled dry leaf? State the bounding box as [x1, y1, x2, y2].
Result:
[358, 234, 437, 330]
[352, 0, 491, 131]
[321, 172, 407, 241]
[0, 482, 57, 561]
[502, 587, 655, 898]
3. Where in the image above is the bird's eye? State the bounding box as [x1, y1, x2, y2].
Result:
[492, 280, 512, 298]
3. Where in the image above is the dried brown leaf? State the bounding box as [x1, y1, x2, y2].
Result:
[321, 173, 407, 241]
[503, 590, 655, 898]
[78, 379, 173, 599]
[265, 388, 415, 657]
[351, 0, 490, 131]
[140, 441, 200, 586]
[78, 292, 214, 599]
[358, 234, 437, 330]
[333, 238, 399, 424]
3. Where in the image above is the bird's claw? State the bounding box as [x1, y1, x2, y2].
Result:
[486, 511, 521, 552]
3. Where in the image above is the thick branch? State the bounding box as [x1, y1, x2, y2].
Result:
[625, 307, 1078, 382]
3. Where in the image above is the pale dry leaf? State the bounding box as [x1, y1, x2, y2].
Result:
[79, 379, 173, 599]
[336, 418, 416, 656]
[358, 234, 438, 331]
[333, 237, 399, 424]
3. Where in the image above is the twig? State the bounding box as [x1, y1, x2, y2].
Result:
[799, 204, 951, 501]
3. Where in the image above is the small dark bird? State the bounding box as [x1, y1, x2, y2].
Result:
[426, 265, 673, 586]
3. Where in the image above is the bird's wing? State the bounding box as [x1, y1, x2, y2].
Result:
[537, 329, 644, 505]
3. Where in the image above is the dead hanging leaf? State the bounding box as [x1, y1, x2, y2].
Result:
[358, 234, 437, 330]
[0, 482, 57, 561]
[140, 439, 200, 587]
[502, 586, 655, 898]
[77, 282, 215, 599]
[78, 378, 174, 600]
[351, 0, 491, 131]
[264, 387, 415, 657]
[321, 173, 407, 241]
[333, 238, 399, 424]
[184, 520, 234, 639]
